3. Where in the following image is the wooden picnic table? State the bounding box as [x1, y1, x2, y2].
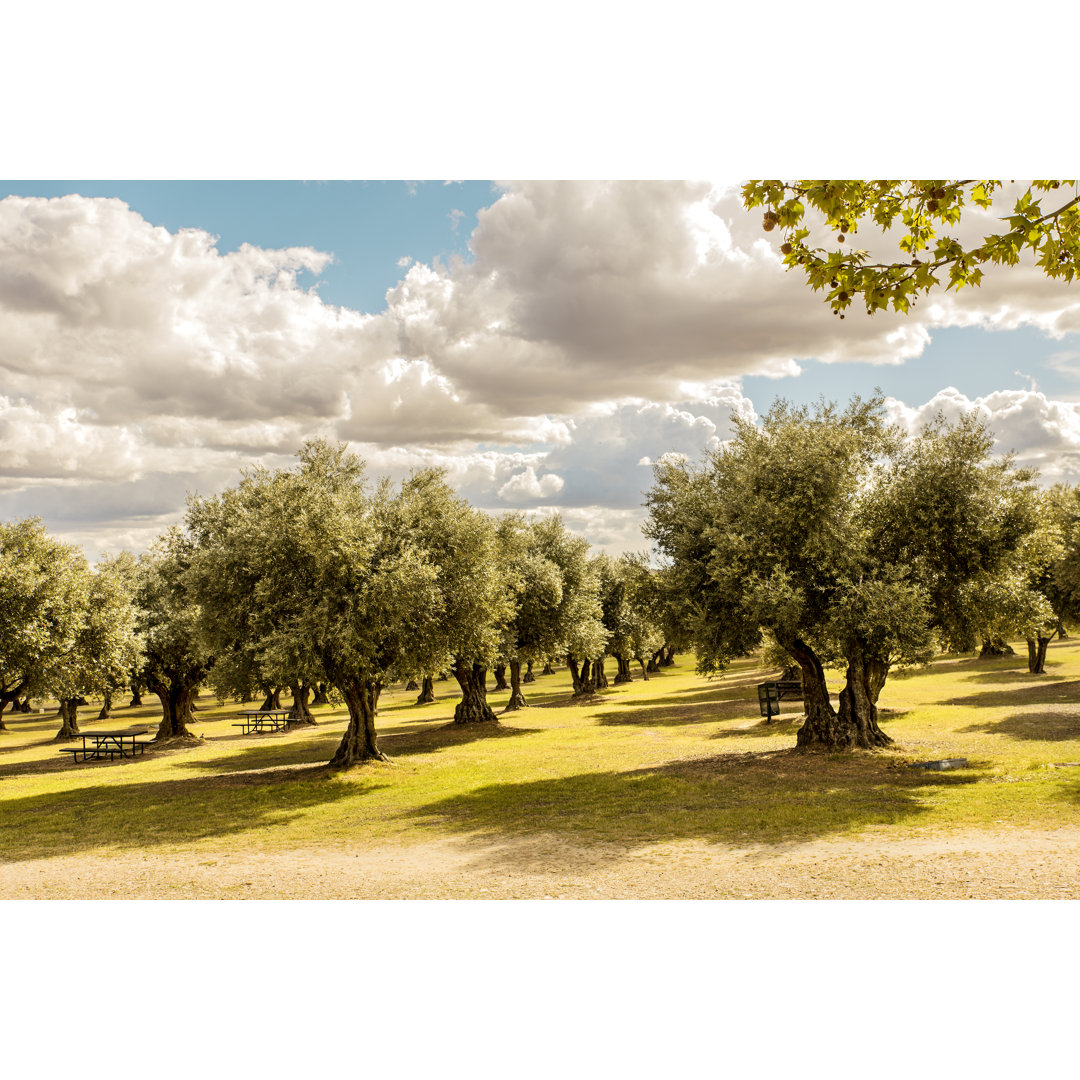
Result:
[58, 728, 153, 763]
[233, 710, 291, 734]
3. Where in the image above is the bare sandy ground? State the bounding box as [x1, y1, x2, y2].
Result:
[3, 827, 1080, 899]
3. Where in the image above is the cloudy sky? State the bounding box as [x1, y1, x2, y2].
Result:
[2, 179, 1079, 562]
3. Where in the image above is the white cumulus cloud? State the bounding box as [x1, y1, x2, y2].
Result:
[497, 466, 566, 501]
[3, 183, 1080, 559]
[887, 387, 1080, 482]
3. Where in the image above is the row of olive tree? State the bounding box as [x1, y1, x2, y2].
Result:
[646, 398, 1080, 751]
[171, 442, 667, 765]
[11, 405, 1074, 759]
[0, 519, 143, 740]
[1, 445, 670, 761]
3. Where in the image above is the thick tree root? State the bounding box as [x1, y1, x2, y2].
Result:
[453, 701, 499, 724]
[328, 747, 391, 768]
[152, 733, 204, 748]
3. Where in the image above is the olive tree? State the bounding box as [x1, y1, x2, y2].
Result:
[494, 514, 566, 711]
[390, 469, 512, 726]
[0, 519, 87, 732]
[595, 552, 664, 684]
[525, 515, 606, 697]
[864, 410, 1042, 656]
[135, 532, 215, 742]
[188, 476, 322, 725]
[820, 574, 936, 744]
[49, 551, 143, 739]
[1045, 484, 1080, 639]
[959, 568, 1057, 674]
[188, 441, 505, 764]
[91, 551, 143, 720]
[190, 443, 418, 763]
[646, 396, 906, 749]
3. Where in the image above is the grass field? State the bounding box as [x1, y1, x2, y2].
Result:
[2, 640, 1079, 897]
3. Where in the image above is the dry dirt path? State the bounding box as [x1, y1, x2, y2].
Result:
[4, 826, 1080, 899]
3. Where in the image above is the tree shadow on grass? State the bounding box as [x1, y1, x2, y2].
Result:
[710, 716, 805, 740]
[0, 736, 56, 757]
[648, 681, 735, 696]
[184, 730, 348, 774]
[962, 665, 1067, 685]
[595, 695, 758, 728]
[708, 707, 910, 743]
[0, 717, 66, 747]
[886, 656, 1026, 684]
[379, 721, 539, 759]
[943, 680, 1080, 709]
[185, 719, 538, 774]
[642, 669, 764, 695]
[957, 711, 1080, 742]
[0, 751, 160, 780]
[624, 686, 754, 707]
[0, 764, 373, 863]
[402, 749, 983, 865]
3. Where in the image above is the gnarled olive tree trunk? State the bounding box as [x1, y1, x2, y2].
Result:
[782, 635, 847, 749]
[452, 659, 498, 724]
[612, 654, 633, 685]
[569, 655, 605, 697]
[150, 680, 199, 741]
[567, 654, 584, 694]
[97, 690, 113, 721]
[1027, 636, 1050, 674]
[785, 634, 890, 750]
[523, 660, 536, 683]
[541, 661, 555, 676]
[0, 679, 29, 731]
[492, 664, 509, 691]
[259, 685, 283, 711]
[288, 681, 317, 724]
[54, 698, 82, 741]
[415, 675, 435, 704]
[836, 642, 892, 749]
[330, 678, 386, 766]
[594, 657, 608, 689]
[504, 659, 528, 711]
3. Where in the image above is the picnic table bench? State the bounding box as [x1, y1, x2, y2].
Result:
[756, 679, 804, 722]
[233, 709, 291, 734]
[58, 728, 153, 763]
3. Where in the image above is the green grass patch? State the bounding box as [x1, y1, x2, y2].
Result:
[3, 642, 1080, 865]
